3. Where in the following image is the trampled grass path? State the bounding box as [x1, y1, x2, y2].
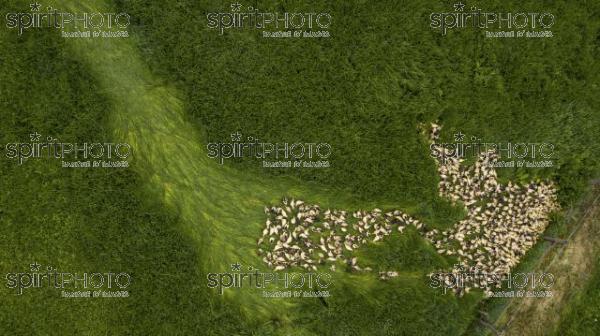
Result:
[56, 1, 376, 322]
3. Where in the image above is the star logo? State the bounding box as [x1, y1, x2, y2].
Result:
[231, 2, 242, 12]
[30, 132, 41, 141]
[454, 132, 465, 142]
[454, 2, 465, 11]
[30, 262, 41, 272]
[231, 131, 242, 142]
[453, 263, 466, 271]
[30, 2, 41, 11]
[231, 262, 241, 271]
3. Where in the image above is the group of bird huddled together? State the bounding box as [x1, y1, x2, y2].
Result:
[256, 123, 559, 296]
[258, 199, 424, 274]
[426, 123, 559, 296]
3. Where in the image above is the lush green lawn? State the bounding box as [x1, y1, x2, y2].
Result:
[1, 0, 599, 335]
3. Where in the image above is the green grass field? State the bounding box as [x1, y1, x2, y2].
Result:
[556, 253, 600, 335]
[1, 0, 599, 335]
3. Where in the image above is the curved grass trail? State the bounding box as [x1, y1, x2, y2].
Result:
[56, 0, 380, 326]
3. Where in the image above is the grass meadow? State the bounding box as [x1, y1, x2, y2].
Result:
[0, 0, 599, 335]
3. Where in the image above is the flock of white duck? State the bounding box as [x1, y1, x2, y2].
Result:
[257, 123, 559, 296]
